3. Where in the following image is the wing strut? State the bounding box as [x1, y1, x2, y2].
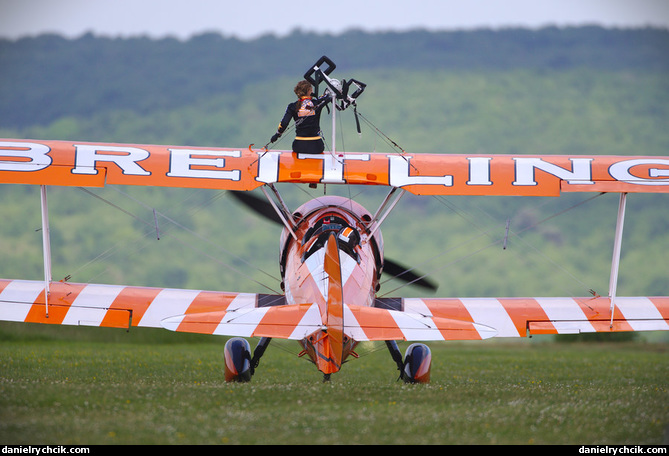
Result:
[368, 187, 405, 238]
[39, 185, 52, 317]
[608, 192, 627, 328]
[260, 184, 297, 240]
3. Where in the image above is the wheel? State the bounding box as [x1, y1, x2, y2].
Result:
[402, 343, 431, 384]
[223, 337, 252, 382]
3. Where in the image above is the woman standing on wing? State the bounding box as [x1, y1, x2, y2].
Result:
[270, 80, 330, 154]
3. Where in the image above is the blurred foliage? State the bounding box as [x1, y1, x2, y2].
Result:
[1, 26, 668, 129]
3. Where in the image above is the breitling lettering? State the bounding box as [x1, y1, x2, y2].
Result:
[312, 153, 370, 184]
[1, 141, 669, 193]
[254, 151, 372, 184]
[466, 157, 493, 186]
[167, 149, 242, 180]
[388, 155, 453, 187]
[255, 150, 281, 184]
[322, 153, 369, 184]
[513, 157, 594, 186]
[71, 144, 151, 176]
[0, 141, 52, 172]
[609, 159, 669, 186]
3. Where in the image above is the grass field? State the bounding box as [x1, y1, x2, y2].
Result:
[0, 323, 667, 445]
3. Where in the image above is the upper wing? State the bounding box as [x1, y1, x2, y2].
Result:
[2, 139, 668, 195]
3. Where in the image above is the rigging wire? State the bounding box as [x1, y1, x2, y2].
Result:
[355, 111, 405, 154]
[379, 192, 607, 297]
[346, 105, 609, 298]
[67, 188, 163, 282]
[72, 186, 281, 294]
[378, 225, 501, 297]
[114, 186, 282, 289]
[433, 192, 607, 294]
[476, 192, 607, 296]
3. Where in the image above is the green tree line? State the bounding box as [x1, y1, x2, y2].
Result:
[1, 26, 667, 128]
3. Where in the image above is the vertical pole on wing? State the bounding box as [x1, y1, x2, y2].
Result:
[609, 192, 627, 328]
[331, 91, 337, 155]
[39, 185, 52, 317]
[328, 90, 341, 179]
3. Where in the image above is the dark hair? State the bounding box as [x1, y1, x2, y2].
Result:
[294, 80, 312, 110]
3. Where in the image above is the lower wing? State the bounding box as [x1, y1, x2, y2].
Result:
[0, 279, 331, 340]
[375, 296, 669, 338]
[2, 279, 667, 342]
[0, 279, 493, 341]
[0, 279, 280, 332]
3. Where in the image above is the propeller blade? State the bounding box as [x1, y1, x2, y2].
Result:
[229, 191, 283, 225]
[383, 259, 438, 292]
[230, 191, 438, 291]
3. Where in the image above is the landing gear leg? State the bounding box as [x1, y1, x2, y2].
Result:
[385, 340, 405, 381]
[250, 337, 272, 376]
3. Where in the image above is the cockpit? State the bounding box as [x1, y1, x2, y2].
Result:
[301, 215, 361, 263]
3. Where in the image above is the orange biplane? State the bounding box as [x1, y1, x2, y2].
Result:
[1, 57, 668, 383]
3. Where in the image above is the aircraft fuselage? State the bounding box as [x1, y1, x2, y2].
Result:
[279, 196, 383, 374]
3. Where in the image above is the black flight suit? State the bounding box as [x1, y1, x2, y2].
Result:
[274, 94, 330, 154]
